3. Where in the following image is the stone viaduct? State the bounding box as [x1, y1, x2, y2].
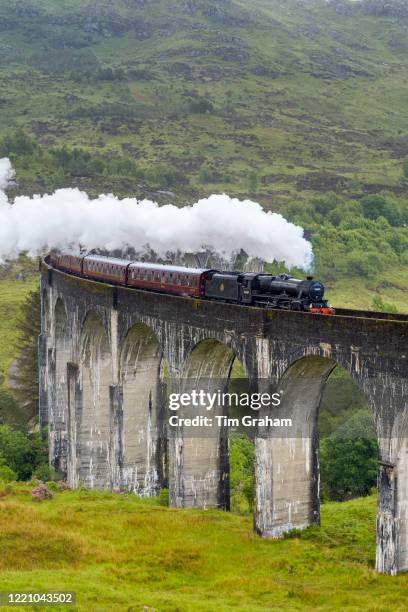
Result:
[39, 260, 408, 575]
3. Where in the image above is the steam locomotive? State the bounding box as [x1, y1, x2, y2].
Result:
[48, 251, 334, 315]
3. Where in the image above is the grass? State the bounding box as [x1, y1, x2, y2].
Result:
[0, 485, 406, 611]
[327, 266, 408, 313]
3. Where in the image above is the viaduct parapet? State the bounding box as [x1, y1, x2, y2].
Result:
[39, 261, 408, 575]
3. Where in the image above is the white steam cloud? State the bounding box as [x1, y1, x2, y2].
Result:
[0, 158, 313, 269]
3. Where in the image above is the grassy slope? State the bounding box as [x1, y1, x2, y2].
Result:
[328, 266, 408, 312]
[0, 0, 408, 205]
[0, 486, 407, 611]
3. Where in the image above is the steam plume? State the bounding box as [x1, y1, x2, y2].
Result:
[0, 158, 313, 269]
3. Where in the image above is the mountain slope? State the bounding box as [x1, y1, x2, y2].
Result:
[0, 0, 408, 204]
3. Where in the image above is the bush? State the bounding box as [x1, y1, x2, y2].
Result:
[371, 295, 398, 313]
[0, 463, 17, 483]
[158, 488, 169, 506]
[247, 171, 259, 193]
[188, 97, 214, 114]
[33, 463, 60, 483]
[50, 146, 105, 177]
[31, 483, 53, 502]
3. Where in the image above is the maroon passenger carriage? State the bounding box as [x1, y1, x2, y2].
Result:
[127, 261, 214, 298]
[48, 251, 215, 299]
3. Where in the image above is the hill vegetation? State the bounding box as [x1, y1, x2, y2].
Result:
[1, 0, 408, 204]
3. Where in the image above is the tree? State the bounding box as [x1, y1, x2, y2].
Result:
[360, 195, 388, 220]
[0, 425, 46, 480]
[229, 433, 255, 513]
[247, 171, 258, 194]
[403, 158, 408, 180]
[0, 389, 25, 427]
[320, 410, 378, 502]
[0, 129, 37, 157]
[10, 289, 41, 423]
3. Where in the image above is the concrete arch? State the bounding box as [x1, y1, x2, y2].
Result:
[254, 353, 407, 575]
[254, 355, 336, 539]
[78, 311, 112, 489]
[119, 322, 166, 496]
[170, 338, 239, 510]
[50, 298, 71, 479]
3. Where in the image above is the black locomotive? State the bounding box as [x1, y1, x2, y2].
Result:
[205, 271, 333, 313]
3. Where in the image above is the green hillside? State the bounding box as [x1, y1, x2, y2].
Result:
[1, 0, 408, 312]
[1, 0, 408, 204]
[0, 485, 407, 611]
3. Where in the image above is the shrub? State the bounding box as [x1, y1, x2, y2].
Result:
[188, 97, 214, 114]
[0, 463, 17, 483]
[32, 483, 53, 502]
[371, 295, 398, 313]
[33, 463, 60, 483]
[158, 488, 169, 506]
[247, 171, 259, 193]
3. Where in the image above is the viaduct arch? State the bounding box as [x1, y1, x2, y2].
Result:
[39, 261, 408, 575]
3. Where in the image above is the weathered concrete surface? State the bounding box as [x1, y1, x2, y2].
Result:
[40, 261, 408, 575]
[255, 356, 335, 537]
[170, 339, 235, 510]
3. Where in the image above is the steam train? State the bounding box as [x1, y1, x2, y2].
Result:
[48, 251, 334, 315]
